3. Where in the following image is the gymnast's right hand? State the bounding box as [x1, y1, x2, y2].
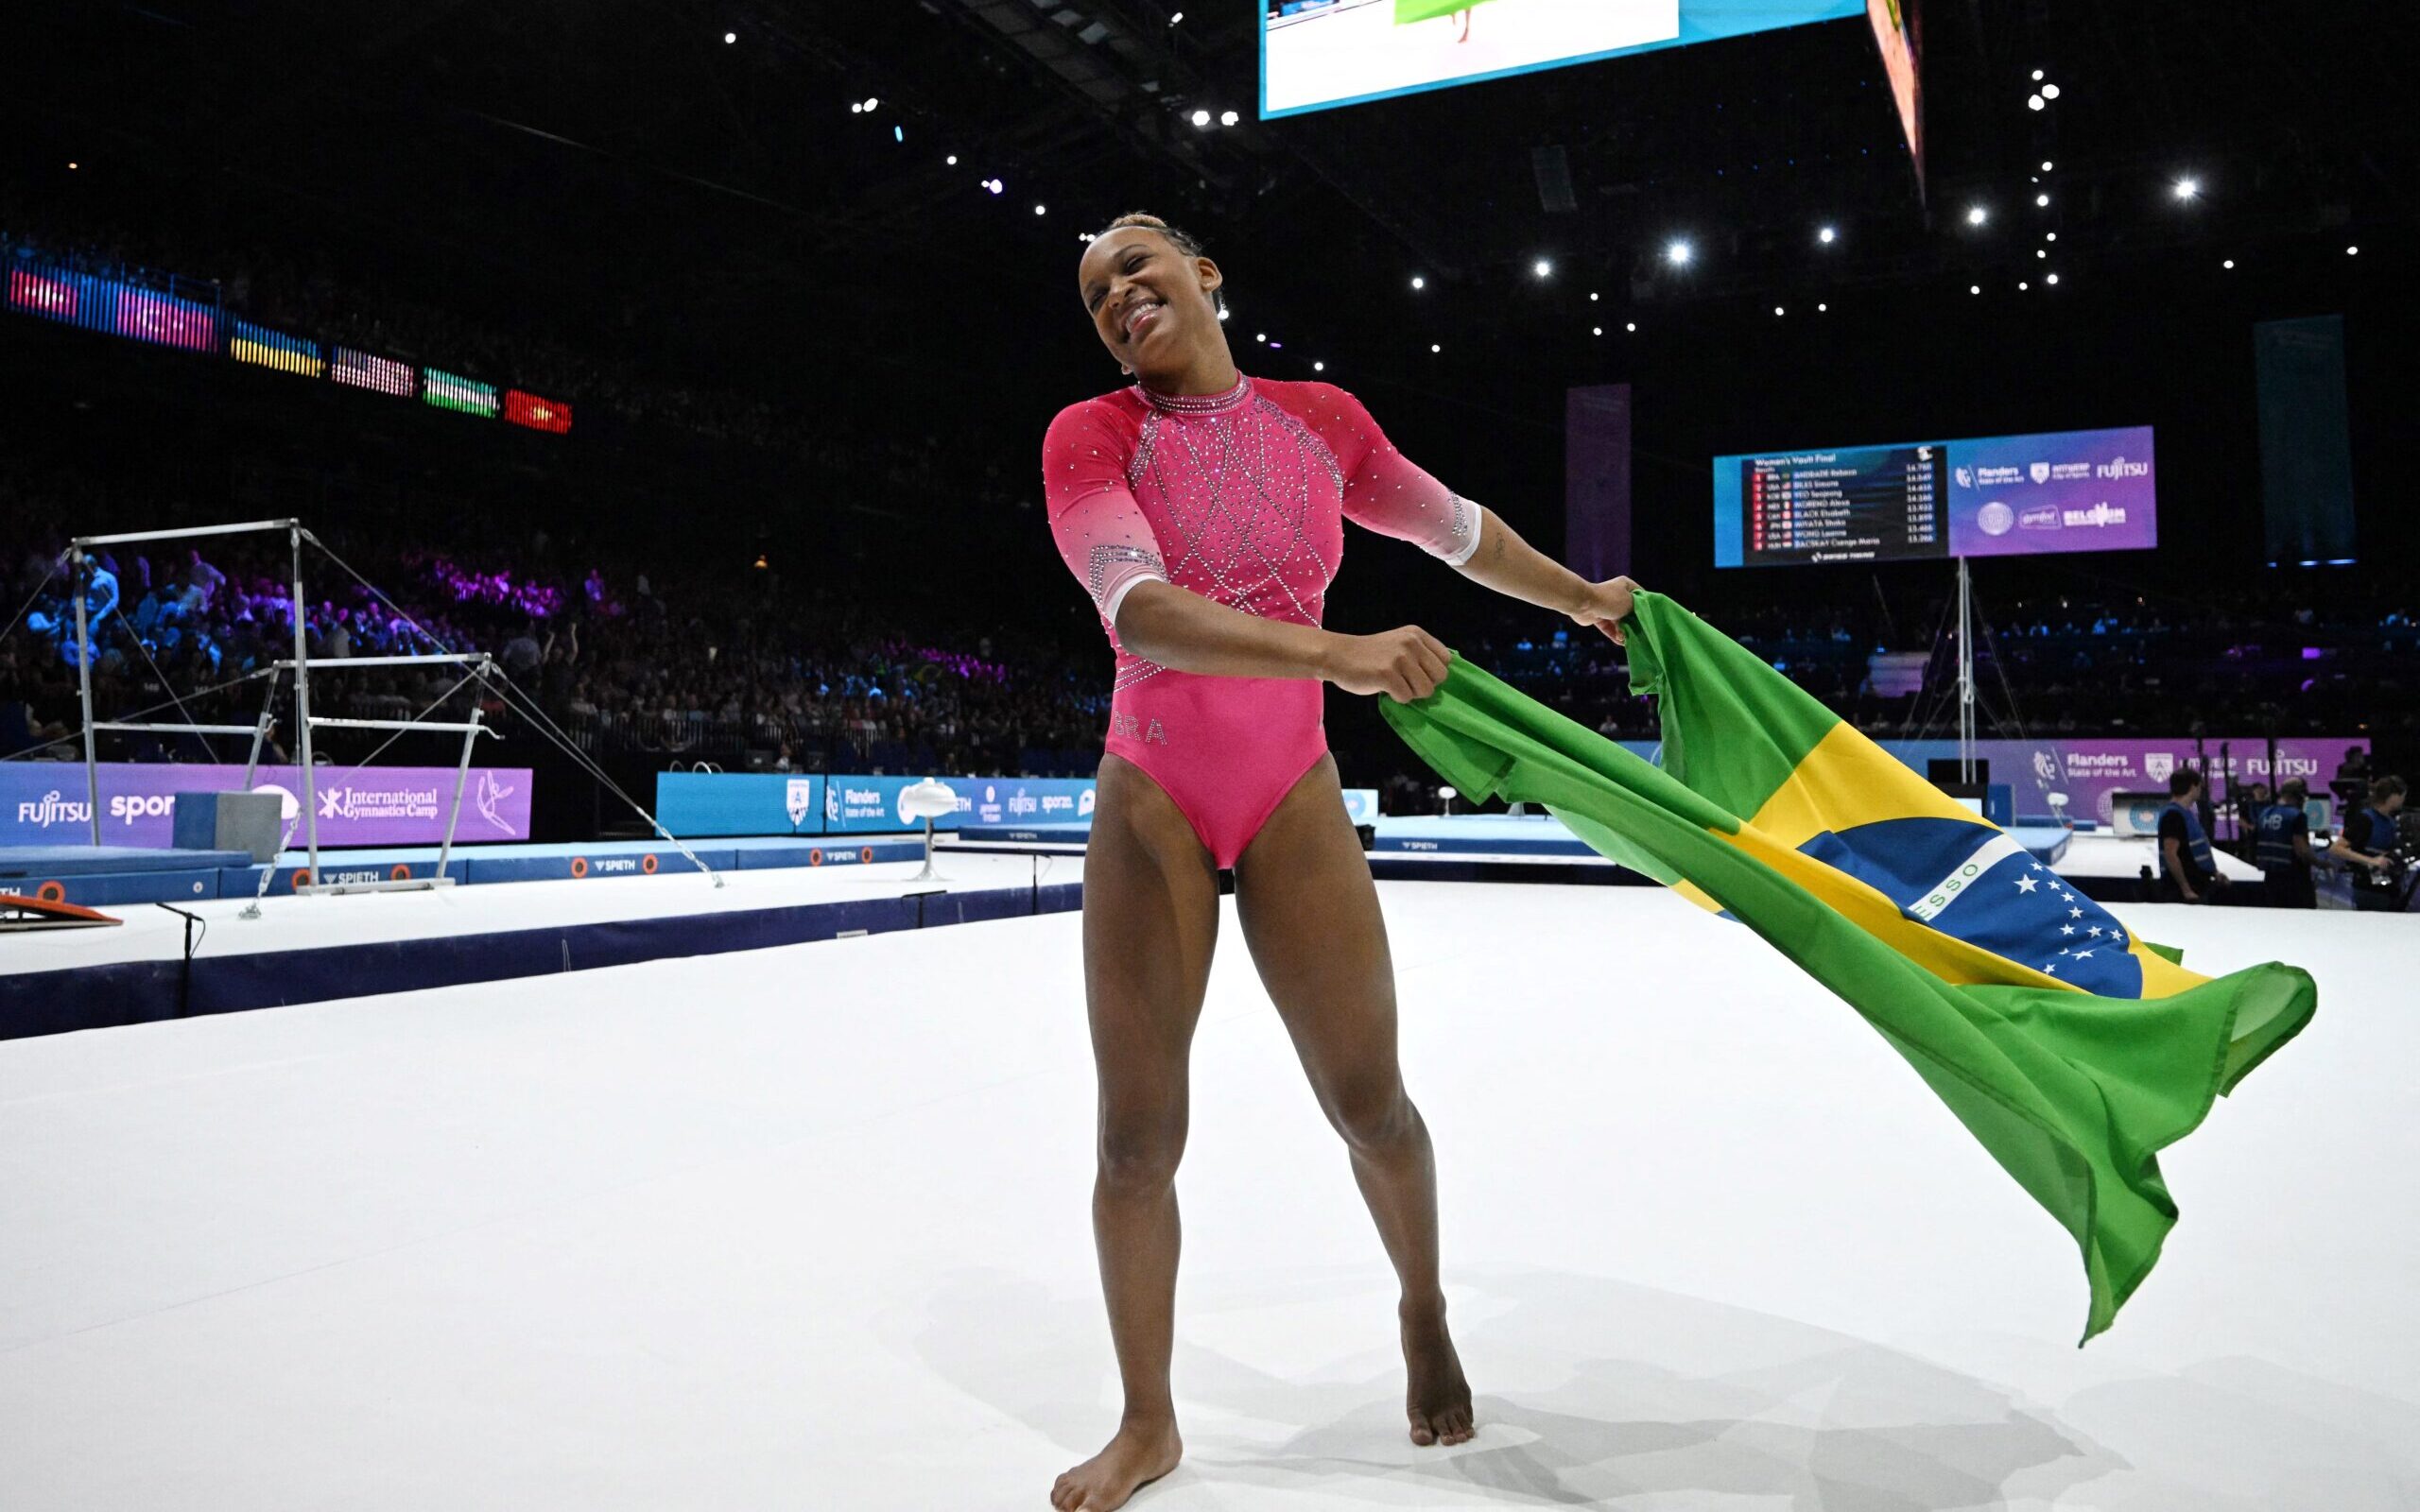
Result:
[1322, 626, 1452, 703]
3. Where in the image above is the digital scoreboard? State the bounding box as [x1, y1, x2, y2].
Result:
[1714, 425, 2157, 568]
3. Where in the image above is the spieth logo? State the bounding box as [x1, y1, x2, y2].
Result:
[13, 789, 89, 829]
[2145, 752, 2175, 783]
[2019, 504, 2064, 530]
[2062, 502, 2129, 528]
[2096, 455, 2150, 479]
[2030, 461, 2052, 484]
[786, 778, 815, 828]
[1977, 502, 2014, 537]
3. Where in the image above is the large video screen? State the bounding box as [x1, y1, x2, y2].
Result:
[1263, 0, 1862, 119]
[1713, 425, 2157, 568]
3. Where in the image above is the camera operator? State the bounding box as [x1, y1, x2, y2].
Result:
[2158, 767, 2230, 905]
[2255, 777, 2387, 908]
[2344, 775, 2409, 913]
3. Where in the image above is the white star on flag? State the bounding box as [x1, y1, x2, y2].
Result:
[2031, 862, 2048, 872]
[2061, 924, 2075, 935]
[2016, 875, 2039, 894]
[2076, 950, 2096, 959]
[2043, 962, 2059, 974]
[2069, 907, 2084, 918]
[2088, 925, 2103, 937]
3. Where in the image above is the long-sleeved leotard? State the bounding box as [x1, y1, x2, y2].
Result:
[1044, 373, 1479, 867]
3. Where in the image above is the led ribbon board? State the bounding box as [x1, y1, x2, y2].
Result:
[424, 369, 499, 417]
[9, 266, 216, 352]
[331, 347, 416, 397]
[231, 319, 326, 377]
[1264, 0, 1862, 118]
[504, 389, 572, 434]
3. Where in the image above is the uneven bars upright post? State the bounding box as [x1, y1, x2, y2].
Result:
[71, 547, 101, 845]
[290, 524, 320, 875]
[435, 659, 488, 876]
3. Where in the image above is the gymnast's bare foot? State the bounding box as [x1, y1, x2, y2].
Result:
[1402, 1296, 1475, 1447]
[1050, 1416, 1182, 1510]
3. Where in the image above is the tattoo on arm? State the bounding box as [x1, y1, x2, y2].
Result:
[1491, 531, 1506, 564]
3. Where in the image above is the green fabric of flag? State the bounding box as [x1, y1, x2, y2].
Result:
[1394, 0, 1499, 25]
[1380, 592, 2315, 1342]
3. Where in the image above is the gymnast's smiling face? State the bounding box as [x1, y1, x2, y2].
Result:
[1077, 227, 1227, 390]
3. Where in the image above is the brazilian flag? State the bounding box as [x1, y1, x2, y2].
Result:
[1382, 593, 2314, 1342]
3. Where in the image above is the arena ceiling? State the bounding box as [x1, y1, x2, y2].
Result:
[2, 1, 2411, 397]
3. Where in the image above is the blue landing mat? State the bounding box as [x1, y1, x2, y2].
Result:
[0, 845, 253, 878]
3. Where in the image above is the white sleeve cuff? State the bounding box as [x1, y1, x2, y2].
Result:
[1429, 495, 1484, 566]
[1101, 570, 1166, 627]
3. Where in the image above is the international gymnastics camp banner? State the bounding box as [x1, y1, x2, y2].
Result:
[3, 764, 534, 849]
[1382, 593, 2314, 1342]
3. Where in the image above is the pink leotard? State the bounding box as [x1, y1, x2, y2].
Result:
[1044, 374, 1480, 868]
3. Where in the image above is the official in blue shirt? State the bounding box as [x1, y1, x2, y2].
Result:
[2346, 776, 2408, 913]
[2157, 767, 2228, 904]
[2255, 777, 2385, 908]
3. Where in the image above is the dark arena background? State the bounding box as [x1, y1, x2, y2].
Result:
[3, 4, 2415, 1508]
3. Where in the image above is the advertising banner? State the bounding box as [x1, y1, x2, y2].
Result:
[655, 772, 825, 837]
[2, 764, 534, 848]
[1868, 737, 2368, 828]
[649, 773, 1383, 837]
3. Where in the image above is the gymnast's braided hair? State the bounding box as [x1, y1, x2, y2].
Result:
[1100, 211, 1227, 319]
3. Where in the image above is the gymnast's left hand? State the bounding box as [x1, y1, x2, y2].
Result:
[1570, 576, 1641, 645]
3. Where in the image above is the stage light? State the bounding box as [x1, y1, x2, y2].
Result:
[2347, 245, 2360, 256]
[1666, 238, 1693, 266]
[1255, 332, 1267, 342]
[1312, 361, 1323, 371]
[2018, 281, 2030, 290]
[863, 97, 878, 111]
[850, 103, 863, 113]
[2223, 258, 2236, 268]
[1169, 9, 1183, 21]
[1773, 305, 1785, 317]
[1818, 302, 1828, 312]
[1430, 344, 1442, 352]
[2031, 68, 2044, 80]
[723, 30, 735, 43]
[2041, 160, 2054, 172]
[1966, 205, 1989, 226]
[2037, 249, 2048, 259]
[2046, 272, 2060, 284]
[1034, 203, 1046, 215]
[1593, 326, 1602, 335]
[1625, 321, 1635, 332]
[1190, 109, 1211, 127]
[946, 154, 958, 165]
[2046, 232, 2057, 241]
[894, 126, 904, 143]
[1220, 110, 1239, 127]
[2036, 193, 2050, 206]
[2028, 94, 2045, 112]
[1533, 258, 1552, 278]
[66, 162, 77, 170]
[1410, 275, 1425, 290]
[2173, 177, 2201, 200]
[1589, 291, 1599, 301]
[1970, 284, 1981, 295]
[1818, 225, 1837, 244]
[2041, 83, 2060, 99]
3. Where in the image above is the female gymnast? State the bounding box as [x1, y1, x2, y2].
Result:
[1043, 212, 1639, 1511]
